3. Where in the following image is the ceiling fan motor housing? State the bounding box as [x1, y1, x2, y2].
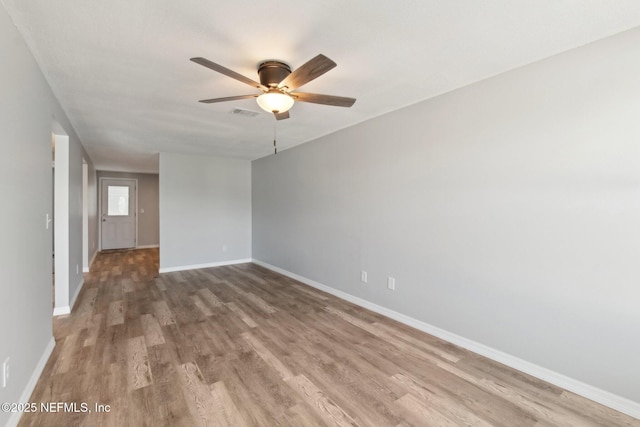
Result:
[258, 61, 291, 88]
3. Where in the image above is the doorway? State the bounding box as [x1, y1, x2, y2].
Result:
[100, 178, 137, 250]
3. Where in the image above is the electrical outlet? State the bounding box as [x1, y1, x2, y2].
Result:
[2, 357, 9, 388]
[222, 245, 228, 253]
[387, 277, 396, 291]
[360, 271, 367, 283]
[76, 264, 79, 274]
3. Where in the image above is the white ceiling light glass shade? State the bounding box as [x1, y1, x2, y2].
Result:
[256, 91, 295, 113]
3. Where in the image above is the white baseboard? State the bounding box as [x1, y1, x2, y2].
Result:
[6, 337, 56, 427]
[52, 305, 70, 316]
[252, 259, 640, 420]
[52, 278, 84, 317]
[136, 244, 159, 249]
[69, 278, 84, 312]
[159, 258, 252, 274]
[83, 249, 98, 273]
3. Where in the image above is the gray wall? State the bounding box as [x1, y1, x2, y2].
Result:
[0, 5, 94, 424]
[97, 171, 159, 247]
[253, 28, 640, 403]
[159, 153, 251, 270]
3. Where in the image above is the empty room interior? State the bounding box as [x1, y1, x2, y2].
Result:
[2, 1, 640, 426]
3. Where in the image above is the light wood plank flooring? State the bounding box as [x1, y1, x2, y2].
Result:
[19, 249, 639, 426]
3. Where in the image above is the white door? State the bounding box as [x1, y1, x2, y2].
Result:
[101, 178, 136, 250]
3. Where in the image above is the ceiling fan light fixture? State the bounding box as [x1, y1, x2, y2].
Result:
[256, 91, 294, 114]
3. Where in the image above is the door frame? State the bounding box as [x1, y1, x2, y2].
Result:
[53, 132, 70, 316]
[98, 177, 138, 251]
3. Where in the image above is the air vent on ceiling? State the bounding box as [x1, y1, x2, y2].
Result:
[230, 108, 260, 118]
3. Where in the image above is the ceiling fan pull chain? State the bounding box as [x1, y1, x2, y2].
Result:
[273, 117, 278, 154]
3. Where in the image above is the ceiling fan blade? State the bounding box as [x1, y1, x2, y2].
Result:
[278, 54, 336, 91]
[274, 111, 290, 120]
[291, 92, 356, 107]
[191, 57, 267, 90]
[198, 94, 258, 104]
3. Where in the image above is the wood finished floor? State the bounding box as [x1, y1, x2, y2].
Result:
[20, 249, 639, 426]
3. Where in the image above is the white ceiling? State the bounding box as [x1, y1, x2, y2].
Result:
[4, 1, 640, 173]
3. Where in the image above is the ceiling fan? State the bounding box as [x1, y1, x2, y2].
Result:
[190, 54, 356, 120]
